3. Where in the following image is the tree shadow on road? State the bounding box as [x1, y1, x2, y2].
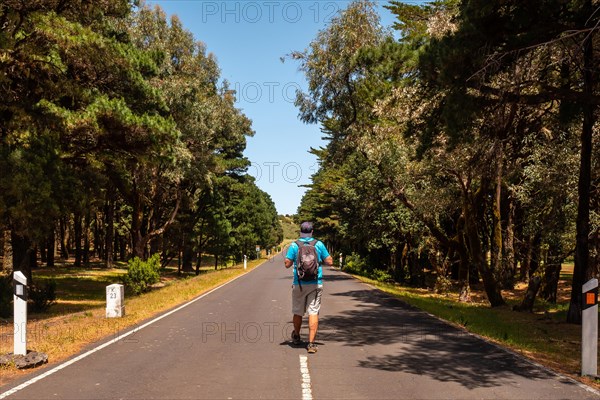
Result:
[320, 289, 571, 390]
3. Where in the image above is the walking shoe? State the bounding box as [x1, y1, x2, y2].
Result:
[291, 330, 301, 345]
[307, 342, 318, 354]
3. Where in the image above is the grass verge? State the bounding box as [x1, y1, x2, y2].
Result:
[350, 273, 600, 391]
[0, 258, 266, 387]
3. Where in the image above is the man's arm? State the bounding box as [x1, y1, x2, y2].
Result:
[316, 241, 333, 266]
[284, 243, 296, 268]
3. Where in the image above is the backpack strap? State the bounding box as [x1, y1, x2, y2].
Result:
[308, 240, 319, 261]
[297, 239, 318, 247]
[295, 240, 303, 266]
[295, 240, 303, 291]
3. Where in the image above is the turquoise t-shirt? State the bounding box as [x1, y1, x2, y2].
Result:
[285, 237, 329, 285]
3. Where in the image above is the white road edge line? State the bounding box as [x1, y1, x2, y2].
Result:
[0, 259, 270, 399]
[299, 355, 313, 400]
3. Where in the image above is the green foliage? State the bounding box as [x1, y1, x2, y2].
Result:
[124, 254, 162, 295]
[344, 253, 368, 275]
[124, 5, 268, 263]
[292, 0, 388, 132]
[434, 274, 453, 295]
[279, 215, 299, 240]
[29, 280, 58, 313]
[370, 269, 393, 283]
[0, 0, 184, 266]
[343, 253, 392, 282]
[228, 180, 283, 257]
[0, 0, 272, 277]
[293, 0, 597, 310]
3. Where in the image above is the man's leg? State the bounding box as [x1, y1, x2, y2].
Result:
[308, 314, 318, 343]
[293, 314, 302, 335]
[308, 286, 322, 343]
[291, 285, 303, 341]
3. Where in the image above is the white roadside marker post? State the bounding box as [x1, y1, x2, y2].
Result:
[106, 284, 125, 318]
[581, 278, 598, 377]
[1, 271, 49, 369]
[244, 254, 247, 270]
[13, 271, 27, 356]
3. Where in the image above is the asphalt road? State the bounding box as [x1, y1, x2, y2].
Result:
[0, 251, 597, 399]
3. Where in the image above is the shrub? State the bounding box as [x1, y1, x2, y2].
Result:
[434, 274, 452, 294]
[0, 275, 12, 318]
[29, 280, 57, 312]
[124, 254, 162, 295]
[344, 253, 368, 275]
[370, 269, 393, 283]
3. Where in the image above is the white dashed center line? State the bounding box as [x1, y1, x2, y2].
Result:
[299, 354, 313, 400]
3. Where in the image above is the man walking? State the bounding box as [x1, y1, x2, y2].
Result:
[284, 221, 333, 353]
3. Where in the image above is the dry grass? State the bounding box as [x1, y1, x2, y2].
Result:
[0, 258, 266, 386]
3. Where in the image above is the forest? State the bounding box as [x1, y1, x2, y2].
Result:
[0, 1, 282, 285]
[294, 0, 599, 324]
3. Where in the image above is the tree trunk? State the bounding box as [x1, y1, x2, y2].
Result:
[514, 234, 542, 311]
[2, 230, 13, 275]
[514, 275, 542, 312]
[501, 191, 516, 288]
[182, 235, 194, 273]
[177, 245, 182, 275]
[149, 205, 163, 258]
[457, 234, 471, 302]
[408, 251, 419, 286]
[11, 231, 33, 283]
[59, 217, 69, 259]
[520, 235, 533, 281]
[131, 189, 180, 260]
[541, 259, 562, 303]
[30, 246, 38, 271]
[94, 212, 102, 260]
[195, 256, 202, 275]
[400, 241, 409, 283]
[465, 199, 505, 307]
[83, 212, 90, 267]
[119, 236, 126, 261]
[149, 236, 160, 259]
[195, 238, 204, 276]
[74, 213, 82, 267]
[132, 238, 146, 260]
[392, 248, 406, 283]
[214, 254, 219, 270]
[47, 227, 55, 268]
[567, 29, 595, 324]
[105, 189, 115, 268]
[591, 229, 599, 278]
[529, 233, 542, 276]
[40, 242, 47, 263]
[131, 190, 145, 259]
[490, 143, 504, 287]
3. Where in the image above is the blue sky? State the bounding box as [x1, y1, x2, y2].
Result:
[147, 1, 407, 215]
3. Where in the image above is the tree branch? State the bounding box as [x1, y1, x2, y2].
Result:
[145, 192, 181, 240]
[476, 83, 600, 105]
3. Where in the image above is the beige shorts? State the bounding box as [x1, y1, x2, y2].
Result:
[292, 284, 323, 316]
